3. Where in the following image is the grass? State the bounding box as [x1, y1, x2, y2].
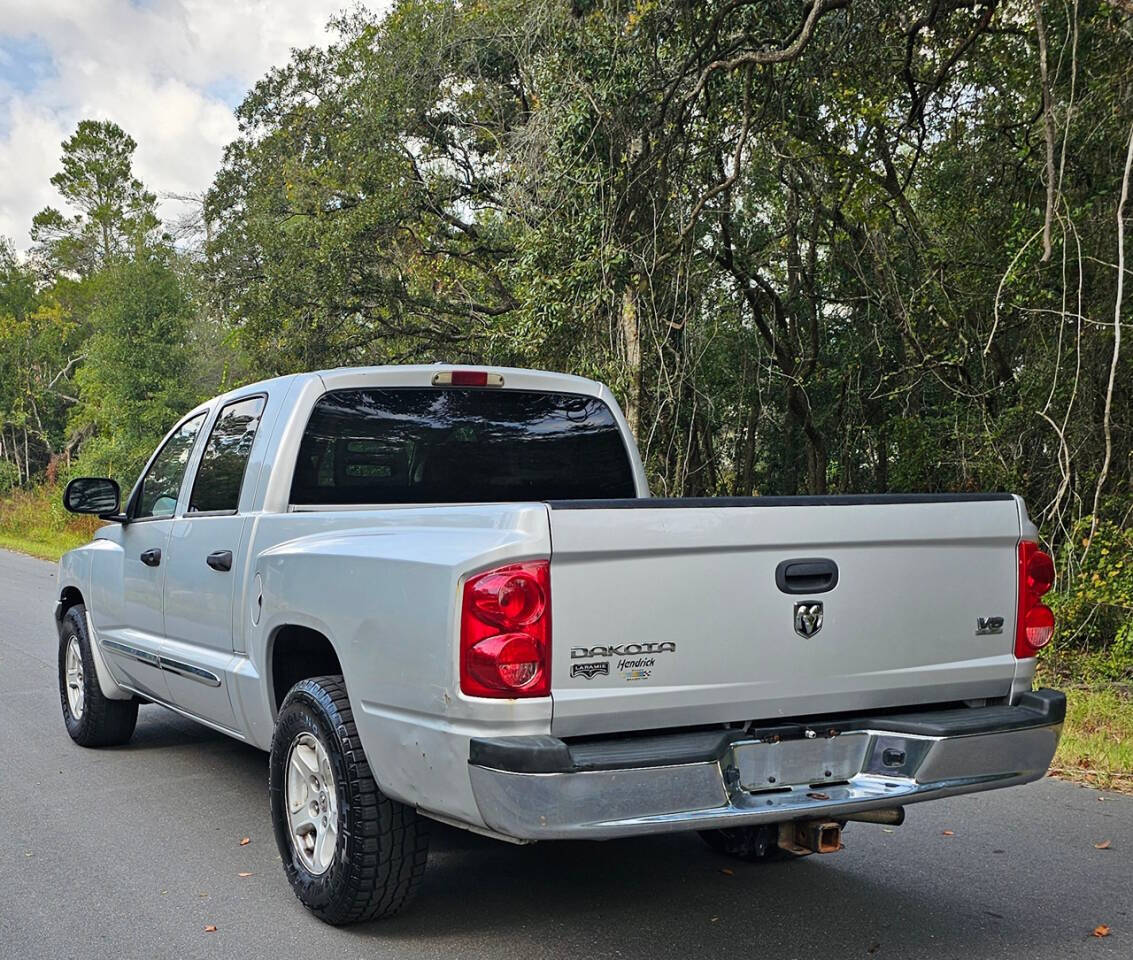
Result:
[0, 483, 99, 563]
[2, 483, 1130, 791]
[1048, 683, 1133, 793]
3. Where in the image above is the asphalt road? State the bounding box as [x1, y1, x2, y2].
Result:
[0, 547, 1129, 959]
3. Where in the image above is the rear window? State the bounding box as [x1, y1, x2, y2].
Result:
[290, 388, 636, 505]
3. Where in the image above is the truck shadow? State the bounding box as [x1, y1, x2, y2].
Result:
[358, 824, 1075, 957]
[113, 710, 1103, 958]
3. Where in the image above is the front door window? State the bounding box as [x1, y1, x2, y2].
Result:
[133, 413, 206, 519]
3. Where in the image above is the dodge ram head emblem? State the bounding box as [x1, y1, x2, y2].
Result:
[794, 602, 823, 638]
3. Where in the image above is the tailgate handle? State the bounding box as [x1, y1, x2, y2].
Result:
[776, 558, 838, 594]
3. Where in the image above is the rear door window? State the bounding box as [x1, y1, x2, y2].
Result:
[290, 388, 636, 505]
[188, 396, 267, 513]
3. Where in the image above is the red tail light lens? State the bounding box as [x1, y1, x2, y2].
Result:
[451, 370, 489, 386]
[468, 569, 546, 626]
[461, 561, 550, 697]
[1016, 541, 1055, 658]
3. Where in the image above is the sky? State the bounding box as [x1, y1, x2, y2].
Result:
[0, 1, 384, 250]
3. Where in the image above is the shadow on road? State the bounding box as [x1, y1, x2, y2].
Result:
[94, 708, 1121, 959]
[362, 824, 974, 955]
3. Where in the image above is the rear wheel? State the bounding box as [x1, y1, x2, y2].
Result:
[269, 675, 429, 924]
[58, 604, 138, 747]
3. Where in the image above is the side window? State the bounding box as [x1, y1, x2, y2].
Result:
[188, 396, 267, 514]
[134, 413, 207, 519]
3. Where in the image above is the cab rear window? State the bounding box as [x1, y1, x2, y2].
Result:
[289, 388, 636, 505]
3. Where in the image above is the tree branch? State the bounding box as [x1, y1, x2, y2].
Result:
[684, 0, 849, 105]
[1088, 119, 1133, 541]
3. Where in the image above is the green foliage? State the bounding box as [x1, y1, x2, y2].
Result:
[1048, 682, 1133, 790]
[1046, 520, 1133, 679]
[0, 482, 100, 562]
[0, 240, 83, 479]
[205, 2, 528, 373]
[0, 460, 18, 496]
[71, 253, 201, 484]
[30, 120, 160, 276]
[2, 118, 213, 494]
[1, 5, 1131, 696]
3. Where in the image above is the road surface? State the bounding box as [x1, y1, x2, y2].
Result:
[0, 547, 1128, 959]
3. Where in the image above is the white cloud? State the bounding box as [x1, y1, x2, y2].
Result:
[0, 1, 386, 249]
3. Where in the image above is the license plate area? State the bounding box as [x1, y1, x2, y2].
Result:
[731, 733, 870, 793]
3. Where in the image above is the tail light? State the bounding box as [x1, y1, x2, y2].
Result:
[1016, 541, 1055, 658]
[460, 560, 550, 697]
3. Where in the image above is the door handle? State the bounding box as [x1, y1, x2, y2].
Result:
[206, 550, 233, 572]
[775, 557, 839, 594]
[140, 548, 161, 567]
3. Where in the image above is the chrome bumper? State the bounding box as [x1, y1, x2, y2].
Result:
[468, 691, 1064, 841]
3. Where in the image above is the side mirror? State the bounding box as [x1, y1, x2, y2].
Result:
[63, 477, 122, 518]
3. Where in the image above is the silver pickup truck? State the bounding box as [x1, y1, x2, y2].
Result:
[55, 364, 1064, 924]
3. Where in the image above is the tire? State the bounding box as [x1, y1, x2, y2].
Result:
[269, 675, 429, 924]
[58, 604, 139, 747]
[698, 824, 803, 862]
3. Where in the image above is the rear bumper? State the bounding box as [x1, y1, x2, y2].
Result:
[468, 689, 1064, 841]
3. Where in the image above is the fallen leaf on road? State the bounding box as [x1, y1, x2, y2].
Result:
[941, 830, 955, 837]
[238, 872, 253, 878]
[1092, 925, 1110, 938]
[1094, 840, 1111, 850]
[239, 837, 250, 846]
[204, 925, 217, 933]
[867, 942, 880, 954]
[720, 868, 734, 876]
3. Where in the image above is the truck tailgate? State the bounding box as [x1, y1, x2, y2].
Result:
[547, 495, 1023, 737]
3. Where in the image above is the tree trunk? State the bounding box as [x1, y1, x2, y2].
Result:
[738, 402, 759, 495]
[876, 425, 889, 492]
[787, 385, 827, 494]
[618, 281, 643, 440]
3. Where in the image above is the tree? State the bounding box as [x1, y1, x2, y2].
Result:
[70, 251, 200, 483]
[206, 2, 533, 373]
[206, 0, 1131, 514]
[0, 239, 83, 482]
[31, 120, 160, 276]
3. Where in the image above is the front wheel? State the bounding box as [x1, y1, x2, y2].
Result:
[269, 676, 429, 924]
[58, 604, 138, 747]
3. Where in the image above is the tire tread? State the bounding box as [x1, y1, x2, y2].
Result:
[58, 605, 138, 748]
[270, 675, 428, 924]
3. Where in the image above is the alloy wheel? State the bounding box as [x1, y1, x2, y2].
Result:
[284, 731, 339, 875]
